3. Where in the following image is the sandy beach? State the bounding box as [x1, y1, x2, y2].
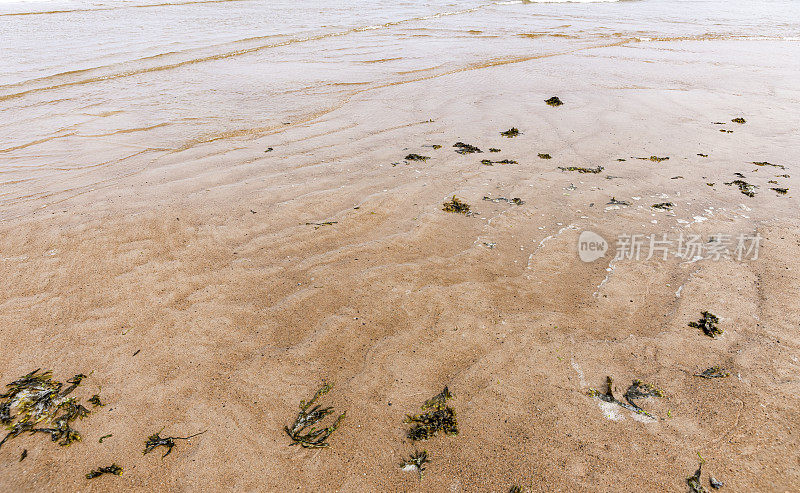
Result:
[1, 0, 799, 491]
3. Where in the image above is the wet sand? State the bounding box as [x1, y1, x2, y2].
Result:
[2, 2, 800, 491]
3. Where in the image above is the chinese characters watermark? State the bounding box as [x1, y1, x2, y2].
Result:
[578, 231, 761, 262]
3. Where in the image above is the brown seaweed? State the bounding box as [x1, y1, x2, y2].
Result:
[723, 179, 756, 197]
[588, 376, 661, 419]
[489, 148, 501, 153]
[752, 161, 785, 169]
[509, 487, 523, 493]
[86, 463, 123, 479]
[405, 387, 458, 441]
[453, 142, 482, 154]
[500, 127, 521, 138]
[694, 366, 730, 379]
[144, 428, 207, 457]
[558, 166, 603, 174]
[731, 117, 746, 124]
[772, 187, 788, 195]
[698, 153, 708, 157]
[20, 449, 27, 462]
[88, 394, 104, 407]
[405, 154, 430, 162]
[544, 96, 563, 107]
[651, 202, 674, 210]
[688, 311, 722, 338]
[607, 197, 630, 206]
[284, 382, 346, 448]
[649, 156, 669, 162]
[442, 196, 471, 215]
[400, 450, 430, 478]
[538, 153, 551, 159]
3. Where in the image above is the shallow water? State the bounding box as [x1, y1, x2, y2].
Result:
[1, 0, 799, 218]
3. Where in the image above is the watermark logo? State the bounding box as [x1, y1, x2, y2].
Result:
[576, 230, 762, 262]
[578, 230, 608, 262]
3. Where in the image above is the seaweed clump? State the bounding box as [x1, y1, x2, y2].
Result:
[752, 161, 785, 169]
[284, 382, 345, 449]
[649, 156, 669, 162]
[0, 369, 93, 450]
[442, 196, 471, 215]
[694, 366, 730, 379]
[538, 153, 551, 159]
[724, 179, 757, 197]
[489, 148, 501, 153]
[453, 142, 482, 154]
[500, 127, 521, 138]
[688, 311, 722, 338]
[731, 117, 746, 124]
[144, 428, 207, 457]
[772, 187, 788, 195]
[544, 96, 563, 107]
[405, 387, 458, 441]
[558, 166, 603, 174]
[405, 154, 430, 162]
[400, 450, 430, 478]
[86, 464, 123, 479]
[651, 202, 674, 210]
[588, 376, 662, 418]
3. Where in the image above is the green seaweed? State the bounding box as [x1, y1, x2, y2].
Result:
[405, 387, 458, 441]
[305, 221, 338, 229]
[400, 450, 429, 478]
[558, 166, 603, 174]
[99, 433, 113, 443]
[588, 376, 661, 419]
[651, 202, 674, 210]
[544, 96, 563, 107]
[687, 455, 709, 493]
[538, 153, 551, 159]
[481, 159, 494, 166]
[442, 196, 471, 215]
[86, 464, 123, 479]
[500, 127, 521, 138]
[724, 179, 756, 197]
[772, 187, 788, 195]
[88, 394, 104, 407]
[453, 142, 482, 154]
[694, 366, 730, 379]
[144, 428, 207, 457]
[688, 311, 722, 338]
[405, 154, 430, 162]
[731, 117, 746, 124]
[284, 382, 346, 449]
[0, 369, 94, 450]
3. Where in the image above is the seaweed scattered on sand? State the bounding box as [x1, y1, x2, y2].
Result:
[544, 96, 563, 107]
[652, 202, 674, 210]
[306, 221, 338, 229]
[698, 153, 708, 157]
[144, 428, 207, 457]
[687, 456, 709, 493]
[481, 159, 494, 166]
[720, 129, 733, 133]
[616, 158, 627, 162]
[20, 449, 27, 461]
[538, 153, 551, 159]
[710, 476, 724, 489]
[483, 196, 524, 205]
[558, 166, 603, 174]
[731, 117, 746, 124]
[772, 187, 788, 195]
[723, 179, 757, 197]
[694, 366, 730, 379]
[405, 154, 430, 162]
[88, 394, 104, 407]
[712, 122, 725, 125]
[497, 159, 517, 164]
[489, 148, 501, 153]
[752, 161, 786, 169]
[707, 183, 715, 187]
[405, 387, 458, 441]
[0, 369, 94, 450]
[99, 433, 113, 443]
[734, 172, 745, 178]
[442, 196, 471, 215]
[500, 127, 521, 138]
[86, 464, 123, 479]
[607, 197, 630, 206]
[689, 311, 722, 338]
[768, 180, 778, 184]
[453, 142, 482, 154]
[649, 156, 669, 162]
[284, 382, 345, 448]
[588, 377, 661, 419]
[509, 486, 523, 493]
[671, 176, 684, 180]
[776, 174, 790, 178]
[400, 450, 429, 478]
